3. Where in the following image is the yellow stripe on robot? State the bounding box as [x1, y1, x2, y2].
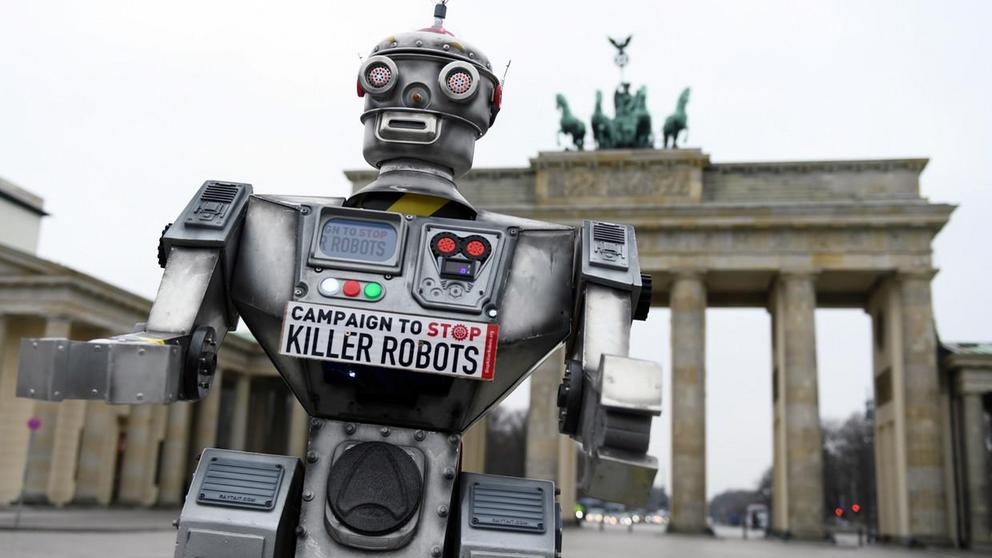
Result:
[137, 336, 167, 345]
[385, 193, 451, 216]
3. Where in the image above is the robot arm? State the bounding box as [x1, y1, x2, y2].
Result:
[17, 181, 252, 405]
[558, 220, 661, 506]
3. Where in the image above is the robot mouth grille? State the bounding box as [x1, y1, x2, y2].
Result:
[367, 65, 392, 88]
[447, 71, 472, 95]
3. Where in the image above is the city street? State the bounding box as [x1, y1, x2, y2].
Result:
[0, 509, 981, 558]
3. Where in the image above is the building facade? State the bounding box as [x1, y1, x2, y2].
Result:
[348, 149, 992, 547]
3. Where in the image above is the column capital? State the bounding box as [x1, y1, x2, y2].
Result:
[778, 268, 820, 281]
[896, 267, 939, 281]
[954, 368, 992, 396]
[670, 268, 707, 281]
[43, 316, 73, 338]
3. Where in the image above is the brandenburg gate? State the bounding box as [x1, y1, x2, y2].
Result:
[349, 148, 962, 545]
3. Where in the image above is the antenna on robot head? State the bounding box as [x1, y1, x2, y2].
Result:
[501, 60, 512, 86]
[433, 0, 449, 28]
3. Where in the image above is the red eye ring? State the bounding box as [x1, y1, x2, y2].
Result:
[465, 240, 486, 257]
[431, 233, 460, 256]
[461, 235, 491, 260]
[437, 237, 457, 254]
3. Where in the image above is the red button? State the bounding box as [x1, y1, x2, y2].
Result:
[342, 280, 362, 297]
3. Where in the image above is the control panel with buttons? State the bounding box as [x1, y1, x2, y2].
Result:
[413, 224, 505, 313]
[296, 205, 515, 317]
[317, 277, 385, 302]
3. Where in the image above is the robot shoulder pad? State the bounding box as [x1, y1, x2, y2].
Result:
[162, 180, 253, 249]
[579, 220, 642, 292]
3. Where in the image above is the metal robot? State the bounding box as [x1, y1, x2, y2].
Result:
[16, 4, 662, 557]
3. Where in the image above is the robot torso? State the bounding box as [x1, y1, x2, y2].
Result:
[230, 193, 576, 434]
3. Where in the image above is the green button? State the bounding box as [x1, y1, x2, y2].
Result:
[363, 282, 383, 299]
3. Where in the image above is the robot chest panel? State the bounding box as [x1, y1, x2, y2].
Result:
[276, 204, 516, 382]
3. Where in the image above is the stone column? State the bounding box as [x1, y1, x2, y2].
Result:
[195, 368, 223, 453]
[898, 271, 948, 543]
[118, 405, 154, 504]
[22, 317, 72, 502]
[145, 406, 168, 504]
[73, 402, 121, 505]
[46, 400, 87, 505]
[961, 393, 991, 547]
[868, 279, 909, 539]
[287, 396, 309, 460]
[526, 347, 566, 482]
[461, 420, 487, 473]
[228, 373, 252, 451]
[0, 314, 27, 505]
[557, 436, 578, 525]
[22, 402, 58, 501]
[524, 345, 577, 521]
[770, 272, 824, 539]
[158, 402, 193, 506]
[669, 272, 707, 533]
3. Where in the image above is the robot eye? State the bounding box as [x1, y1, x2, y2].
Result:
[358, 55, 399, 96]
[438, 61, 480, 102]
[367, 65, 392, 88]
[447, 71, 472, 95]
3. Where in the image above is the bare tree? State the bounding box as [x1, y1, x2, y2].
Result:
[485, 405, 527, 477]
[822, 402, 876, 530]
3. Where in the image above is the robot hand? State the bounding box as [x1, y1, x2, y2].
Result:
[559, 353, 662, 506]
[558, 222, 662, 506]
[17, 326, 219, 405]
[16, 181, 249, 407]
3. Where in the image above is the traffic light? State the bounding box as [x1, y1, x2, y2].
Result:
[834, 507, 844, 518]
[851, 504, 861, 514]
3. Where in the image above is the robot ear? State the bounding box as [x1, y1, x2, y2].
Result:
[488, 83, 503, 127]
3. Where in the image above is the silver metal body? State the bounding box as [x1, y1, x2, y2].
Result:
[175, 449, 304, 558]
[15, 8, 661, 558]
[231, 193, 574, 433]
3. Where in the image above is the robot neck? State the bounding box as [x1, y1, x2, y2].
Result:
[380, 159, 454, 182]
[345, 158, 476, 219]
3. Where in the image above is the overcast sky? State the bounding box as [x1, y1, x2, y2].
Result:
[2, 0, 990, 497]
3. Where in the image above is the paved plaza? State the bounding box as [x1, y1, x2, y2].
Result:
[0, 508, 983, 558]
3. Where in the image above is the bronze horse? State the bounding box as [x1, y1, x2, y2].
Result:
[663, 87, 691, 149]
[556, 93, 586, 151]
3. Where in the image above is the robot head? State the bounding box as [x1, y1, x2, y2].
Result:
[357, 2, 502, 178]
